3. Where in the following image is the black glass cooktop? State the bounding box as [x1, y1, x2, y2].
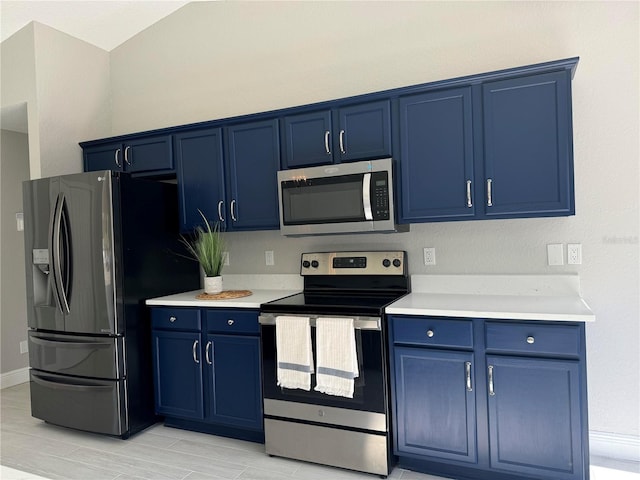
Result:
[260, 291, 406, 316]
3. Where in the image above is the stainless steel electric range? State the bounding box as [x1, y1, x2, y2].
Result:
[258, 250, 409, 477]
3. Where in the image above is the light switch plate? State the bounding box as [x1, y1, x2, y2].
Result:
[547, 244, 564, 266]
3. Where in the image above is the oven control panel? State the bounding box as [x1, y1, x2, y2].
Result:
[300, 251, 406, 275]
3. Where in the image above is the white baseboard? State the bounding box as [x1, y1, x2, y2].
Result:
[0, 367, 29, 389]
[590, 430, 640, 463]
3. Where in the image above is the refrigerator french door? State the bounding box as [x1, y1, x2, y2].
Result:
[23, 171, 199, 437]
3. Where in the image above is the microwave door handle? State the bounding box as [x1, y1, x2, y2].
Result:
[363, 173, 373, 220]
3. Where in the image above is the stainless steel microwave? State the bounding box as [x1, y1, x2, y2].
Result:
[277, 158, 407, 236]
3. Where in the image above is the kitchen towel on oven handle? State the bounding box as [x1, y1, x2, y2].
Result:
[275, 316, 314, 391]
[314, 317, 359, 398]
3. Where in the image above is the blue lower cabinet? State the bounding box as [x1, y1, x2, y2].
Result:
[151, 307, 263, 442]
[394, 347, 476, 463]
[389, 316, 589, 480]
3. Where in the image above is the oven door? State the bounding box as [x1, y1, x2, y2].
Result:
[259, 314, 388, 417]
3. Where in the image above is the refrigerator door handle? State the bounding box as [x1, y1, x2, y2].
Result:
[51, 193, 71, 314]
[49, 193, 66, 313]
[31, 372, 113, 391]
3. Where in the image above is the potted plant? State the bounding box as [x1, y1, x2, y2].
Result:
[180, 210, 225, 294]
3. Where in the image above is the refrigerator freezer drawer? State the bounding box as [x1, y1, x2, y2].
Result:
[28, 331, 124, 379]
[30, 370, 128, 436]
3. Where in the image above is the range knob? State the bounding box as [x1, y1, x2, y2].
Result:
[302, 260, 311, 268]
[382, 259, 391, 268]
[311, 260, 319, 268]
[393, 259, 402, 268]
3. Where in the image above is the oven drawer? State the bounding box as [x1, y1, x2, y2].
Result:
[485, 321, 581, 357]
[391, 316, 473, 348]
[205, 309, 259, 335]
[152, 307, 201, 331]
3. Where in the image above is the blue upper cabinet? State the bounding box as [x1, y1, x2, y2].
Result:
[283, 100, 391, 168]
[175, 119, 280, 233]
[83, 135, 174, 176]
[482, 71, 574, 218]
[398, 88, 475, 222]
[174, 128, 225, 232]
[224, 119, 281, 230]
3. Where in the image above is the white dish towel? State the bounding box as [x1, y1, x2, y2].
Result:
[314, 317, 359, 398]
[276, 316, 314, 391]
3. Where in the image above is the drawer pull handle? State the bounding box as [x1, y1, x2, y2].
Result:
[205, 341, 212, 365]
[169, 316, 176, 323]
[465, 361, 473, 392]
[227, 319, 235, 326]
[526, 336, 535, 344]
[426, 329, 434, 338]
[192, 340, 199, 364]
[488, 365, 495, 396]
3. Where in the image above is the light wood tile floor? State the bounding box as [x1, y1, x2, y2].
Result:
[1, 383, 638, 480]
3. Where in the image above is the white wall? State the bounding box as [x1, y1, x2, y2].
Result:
[109, 1, 639, 440]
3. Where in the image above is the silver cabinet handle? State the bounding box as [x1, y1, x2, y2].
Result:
[527, 336, 535, 344]
[230, 199, 237, 222]
[217, 200, 225, 222]
[114, 149, 122, 168]
[339, 129, 346, 154]
[227, 319, 234, 326]
[192, 340, 199, 364]
[205, 341, 212, 365]
[466, 180, 473, 208]
[169, 316, 176, 323]
[487, 178, 493, 207]
[488, 365, 495, 396]
[426, 329, 434, 338]
[465, 361, 473, 391]
[324, 130, 331, 154]
[124, 146, 131, 166]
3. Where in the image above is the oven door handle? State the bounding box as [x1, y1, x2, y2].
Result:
[258, 314, 381, 331]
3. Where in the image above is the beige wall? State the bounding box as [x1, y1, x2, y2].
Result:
[1, 0, 638, 442]
[0, 130, 30, 373]
[109, 1, 640, 439]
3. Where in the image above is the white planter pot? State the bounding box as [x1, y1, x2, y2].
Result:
[204, 275, 223, 294]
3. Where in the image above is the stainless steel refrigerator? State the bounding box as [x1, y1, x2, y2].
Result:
[22, 170, 200, 438]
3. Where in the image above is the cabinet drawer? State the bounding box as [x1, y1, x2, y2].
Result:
[391, 316, 473, 348]
[205, 309, 259, 335]
[151, 308, 201, 331]
[485, 322, 581, 357]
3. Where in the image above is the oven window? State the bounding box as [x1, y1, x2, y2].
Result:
[260, 325, 387, 414]
[281, 174, 365, 225]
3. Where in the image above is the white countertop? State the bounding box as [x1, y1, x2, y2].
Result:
[145, 274, 302, 309]
[385, 274, 595, 322]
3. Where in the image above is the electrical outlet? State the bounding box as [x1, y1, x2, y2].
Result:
[20, 340, 28, 354]
[547, 244, 564, 266]
[423, 247, 436, 266]
[568, 244, 582, 265]
[222, 251, 229, 266]
[265, 250, 275, 266]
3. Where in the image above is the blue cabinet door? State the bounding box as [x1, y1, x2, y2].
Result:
[125, 135, 174, 174]
[482, 71, 574, 217]
[486, 355, 583, 480]
[337, 100, 391, 162]
[151, 330, 204, 420]
[398, 88, 475, 222]
[283, 110, 333, 168]
[174, 128, 226, 232]
[84, 142, 124, 173]
[225, 119, 280, 230]
[206, 334, 263, 431]
[394, 346, 477, 463]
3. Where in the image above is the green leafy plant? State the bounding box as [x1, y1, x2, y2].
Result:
[180, 210, 225, 277]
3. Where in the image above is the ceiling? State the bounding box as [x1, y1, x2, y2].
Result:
[1, 1, 189, 134]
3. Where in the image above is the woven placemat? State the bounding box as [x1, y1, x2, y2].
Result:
[195, 290, 253, 300]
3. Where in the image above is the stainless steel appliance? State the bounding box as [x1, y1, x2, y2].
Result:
[259, 251, 409, 476]
[22, 171, 199, 438]
[277, 158, 408, 236]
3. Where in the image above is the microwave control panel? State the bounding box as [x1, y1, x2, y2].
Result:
[372, 172, 390, 220]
